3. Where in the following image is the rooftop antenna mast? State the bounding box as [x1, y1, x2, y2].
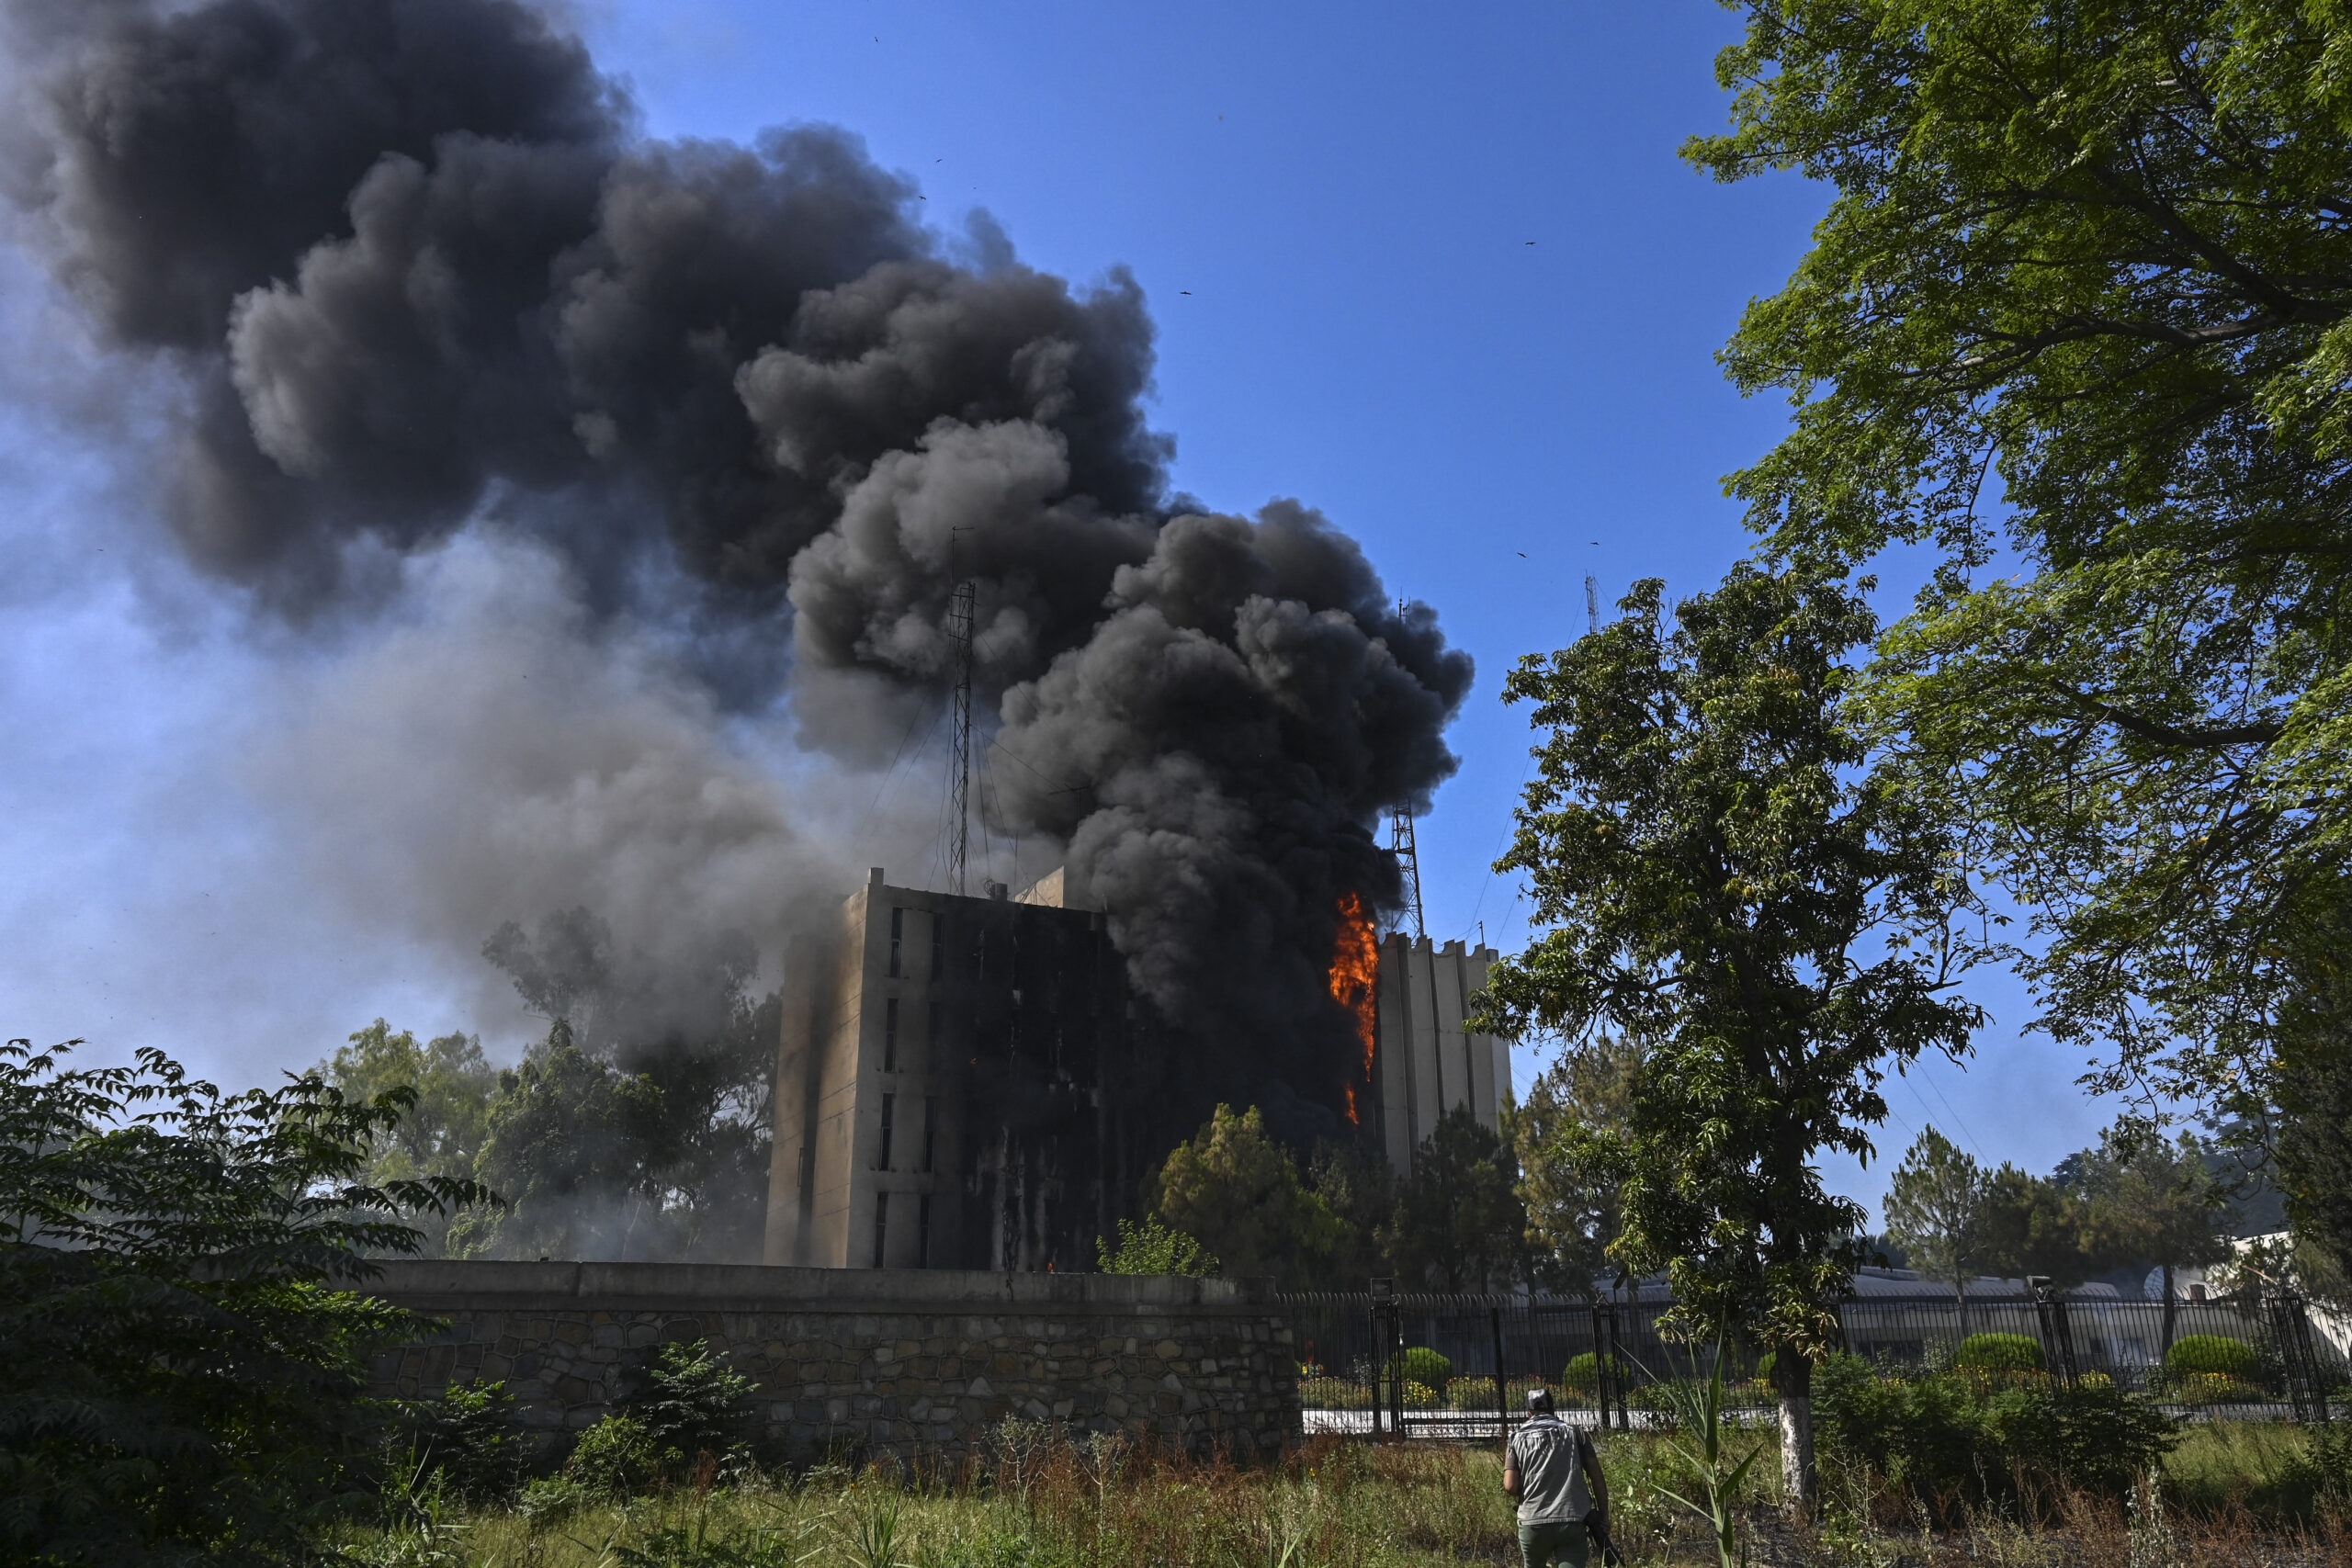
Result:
[1388, 597, 1427, 942]
[1586, 573, 1600, 637]
[947, 535, 976, 897]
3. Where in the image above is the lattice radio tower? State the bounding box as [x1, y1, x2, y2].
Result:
[947, 569, 977, 897]
[1388, 599, 1427, 941]
[1586, 573, 1600, 637]
[1390, 809, 1425, 942]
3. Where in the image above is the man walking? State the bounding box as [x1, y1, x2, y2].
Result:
[1502, 1386, 1610, 1568]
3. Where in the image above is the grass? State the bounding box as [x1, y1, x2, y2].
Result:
[341, 1425, 2352, 1568]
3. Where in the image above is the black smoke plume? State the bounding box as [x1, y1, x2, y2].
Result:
[4, 0, 1472, 1142]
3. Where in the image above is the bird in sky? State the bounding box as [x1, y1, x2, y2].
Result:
[1516, 551, 1527, 558]
[1180, 290, 1192, 295]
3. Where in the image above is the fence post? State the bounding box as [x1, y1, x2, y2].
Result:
[1368, 1279, 1395, 1439]
[2268, 1292, 2331, 1425]
[1491, 1305, 1509, 1443]
[1588, 1301, 1611, 1433]
[2038, 1285, 2080, 1388]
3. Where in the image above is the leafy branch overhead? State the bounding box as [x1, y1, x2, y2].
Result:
[1691, 0, 2352, 1109]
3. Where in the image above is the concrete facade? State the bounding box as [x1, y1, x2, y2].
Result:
[368, 1259, 1300, 1462]
[1371, 932, 1510, 1176]
[764, 869, 1144, 1273]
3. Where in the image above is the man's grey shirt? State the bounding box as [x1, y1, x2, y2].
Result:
[1508, 1414, 1591, 1526]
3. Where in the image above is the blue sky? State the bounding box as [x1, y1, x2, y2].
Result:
[0, 0, 2110, 1220]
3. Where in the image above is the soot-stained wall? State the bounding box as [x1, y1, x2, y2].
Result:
[368, 1260, 1301, 1462]
[765, 868, 1182, 1273]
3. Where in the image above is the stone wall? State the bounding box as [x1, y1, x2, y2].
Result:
[368, 1261, 1300, 1463]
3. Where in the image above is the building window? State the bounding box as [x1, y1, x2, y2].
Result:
[888, 907, 903, 976]
[872, 1191, 889, 1269]
[917, 1194, 932, 1269]
[882, 997, 899, 1071]
[876, 1092, 895, 1170]
[930, 913, 944, 980]
[921, 1096, 936, 1173]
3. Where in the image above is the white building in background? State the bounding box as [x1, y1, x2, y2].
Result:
[1370, 932, 1510, 1176]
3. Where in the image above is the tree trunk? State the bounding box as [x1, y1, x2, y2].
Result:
[1774, 1348, 1816, 1519]
[2161, 1261, 2177, 1353]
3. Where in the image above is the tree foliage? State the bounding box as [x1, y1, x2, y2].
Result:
[1481, 567, 1989, 1338]
[0, 1038, 480, 1566]
[1973, 1161, 2098, 1286]
[1690, 0, 2352, 1113]
[1510, 1034, 1641, 1293]
[2067, 1122, 2231, 1290]
[1147, 1104, 1346, 1289]
[1477, 564, 1991, 1510]
[1384, 1106, 1528, 1292]
[318, 1020, 496, 1255]
[1095, 1215, 1219, 1277]
[443, 907, 780, 1262]
[1883, 1126, 1987, 1310]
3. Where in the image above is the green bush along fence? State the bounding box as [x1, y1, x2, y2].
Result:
[1279, 1286, 2348, 1438]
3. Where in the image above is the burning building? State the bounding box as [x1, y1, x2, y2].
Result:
[1369, 931, 1511, 1173]
[765, 869, 1510, 1271]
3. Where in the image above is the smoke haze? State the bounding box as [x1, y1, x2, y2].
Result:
[1, 0, 1471, 1138]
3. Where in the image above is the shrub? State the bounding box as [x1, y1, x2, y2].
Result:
[2167, 1371, 2262, 1404]
[1299, 1375, 1372, 1410]
[1561, 1351, 1600, 1392]
[1399, 1379, 1439, 1409]
[564, 1413, 665, 1498]
[1396, 1346, 1452, 1391]
[397, 1379, 521, 1503]
[1953, 1332, 2045, 1371]
[1447, 1375, 1499, 1410]
[0, 1040, 484, 1568]
[1095, 1214, 1217, 1276]
[623, 1338, 757, 1465]
[2165, 1334, 2260, 1380]
[1815, 1351, 2178, 1516]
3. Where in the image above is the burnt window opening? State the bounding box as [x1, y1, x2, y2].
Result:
[876, 1092, 895, 1171]
[922, 1096, 936, 1173]
[872, 1191, 889, 1269]
[882, 997, 899, 1071]
[917, 1194, 932, 1269]
[888, 906, 903, 977]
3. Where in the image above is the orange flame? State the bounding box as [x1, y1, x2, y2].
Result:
[1328, 891, 1379, 1123]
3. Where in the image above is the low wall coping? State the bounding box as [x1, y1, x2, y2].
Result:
[364, 1259, 1280, 1316]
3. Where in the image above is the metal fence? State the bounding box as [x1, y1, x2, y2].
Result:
[1276, 1287, 2349, 1439]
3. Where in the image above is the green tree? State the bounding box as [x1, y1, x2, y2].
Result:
[1147, 1104, 1347, 1289]
[1687, 0, 2352, 1125]
[1306, 1135, 1396, 1285]
[1095, 1214, 1219, 1276]
[0, 1038, 481, 1565]
[1385, 1105, 1528, 1292]
[469, 908, 782, 1261]
[316, 1019, 496, 1255]
[2273, 934, 2352, 1303]
[447, 1021, 670, 1260]
[2070, 1122, 2231, 1346]
[1975, 1163, 2097, 1287]
[1883, 1126, 1987, 1329]
[1476, 565, 1990, 1516]
[1510, 1034, 1641, 1294]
